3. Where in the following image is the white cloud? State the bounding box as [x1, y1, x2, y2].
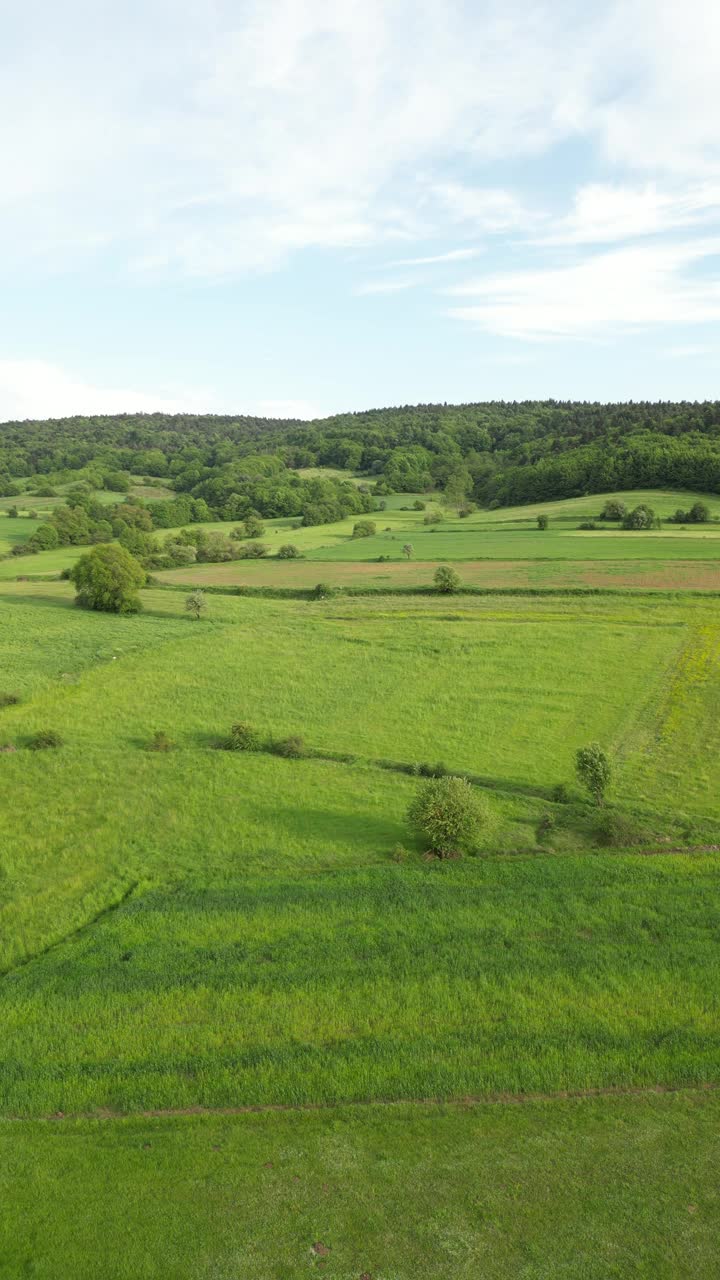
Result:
[354, 280, 416, 296]
[538, 182, 720, 246]
[0, 360, 205, 421]
[385, 249, 482, 267]
[8, 0, 718, 278]
[0, 361, 325, 422]
[447, 240, 720, 340]
[255, 398, 321, 420]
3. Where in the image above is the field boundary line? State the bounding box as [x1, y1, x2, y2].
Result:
[5, 1082, 719, 1124]
[0, 880, 140, 983]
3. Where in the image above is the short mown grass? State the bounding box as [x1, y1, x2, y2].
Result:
[2, 1091, 719, 1280]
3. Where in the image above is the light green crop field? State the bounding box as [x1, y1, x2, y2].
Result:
[3, 494, 720, 1276]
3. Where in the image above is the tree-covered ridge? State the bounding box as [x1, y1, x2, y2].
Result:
[3, 399, 720, 507]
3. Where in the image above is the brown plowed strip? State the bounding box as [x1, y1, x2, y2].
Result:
[154, 559, 720, 591]
[10, 1082, 719, 1124]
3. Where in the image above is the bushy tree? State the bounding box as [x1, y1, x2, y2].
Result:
[408, 775, 488, 857]
[277, 543, 300, 558]
[103, 470, 132, 492]
[352, 519, 376, 538]
[28, 523, 59, 551]
[243, 514, 265, 538]
[537, 514, 549, 530]
[70, 543, 146, 614]
[238, 541, 269, 558]
[402, 543, 414, 559]
[622, 504, 655, 530]
[600, 499, 627, 521]
[434, 565, 461, 593]
[185, 590, 207, 620]
[575, 743, 611, 805]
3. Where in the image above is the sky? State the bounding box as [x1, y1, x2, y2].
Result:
[1, 0, 720, 422]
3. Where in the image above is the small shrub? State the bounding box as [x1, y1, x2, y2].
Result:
[600, 499, 627, 521]
[238, 542, 269, 559]
[0, 743, 17, 754]
[243, 515, 265, 538]
[578, 520, 597, 530]
[408, 775, 488, 858]
[595, 810, 648, 848]
[27, 730, 63, 751]
[423, 511, 443, 525]
[402, 543, 414, 559]
[147, 731, 174, 753]
[270, 735, 306, 759]
[391, 843, 410, 863]
[0, 693, 20, 708]
[412, 500, 426, 510]
[352, 520, 376, 538]
[537, 514, 549, 530]
[277, 544, 301, 558]
[223, 722, 262, 751]
[536, 813, 555, 842]
[551, 782, 570, 804]
[434, 565, 461, 594]
[310, 582, 334, 600]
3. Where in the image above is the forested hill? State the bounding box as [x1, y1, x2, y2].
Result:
[3, 399, 720, 507]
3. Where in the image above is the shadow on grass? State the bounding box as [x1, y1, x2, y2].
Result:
[0, 588, 75, 610]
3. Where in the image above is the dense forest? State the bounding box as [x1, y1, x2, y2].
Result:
[2, 401, 720, 519]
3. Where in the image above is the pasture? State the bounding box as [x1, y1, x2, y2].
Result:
[3, 490, 720, 1276]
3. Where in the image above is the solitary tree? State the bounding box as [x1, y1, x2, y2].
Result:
[185, 590, 207, 620]
[537, 514, 549, 530]
[434, 565, 461, 594]
[402, 543, 414, 560]
[408, 775, 488, 857]
[70, 543, 146, 614]
[277, 543, 300, 558]
[575, 743, 611, 805]
[600, 499, 627, 521]
[243, 514, 265, 538]
[352, 520, 376, 538]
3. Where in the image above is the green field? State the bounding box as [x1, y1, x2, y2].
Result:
[3, 1092, 718, 1280]
[3, 489, 720, 1275]
[4, 489, 720, 593]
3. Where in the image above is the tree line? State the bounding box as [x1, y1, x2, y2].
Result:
[3, 399, 720, 516]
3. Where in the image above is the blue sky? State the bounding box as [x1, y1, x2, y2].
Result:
[2, 0, 719, 421]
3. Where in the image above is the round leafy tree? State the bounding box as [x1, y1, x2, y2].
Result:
[185, 590, 207, 620]
[70, 543, 146, 614]
[408, 775, 488, 857]
[434, 565, 461, 594]
[575, 743, 611, 805]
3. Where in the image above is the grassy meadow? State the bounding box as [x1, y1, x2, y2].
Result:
[3, 487, 720, 1275]
[3, 1092, 718, 1280]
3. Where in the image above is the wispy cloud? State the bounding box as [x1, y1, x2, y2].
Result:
[447, 240, 720, 340]
[4, 0, 720, 281]
[536, 182, 720, 246]
[385, 248, 482, 267]
[354, 279, 417, 296]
